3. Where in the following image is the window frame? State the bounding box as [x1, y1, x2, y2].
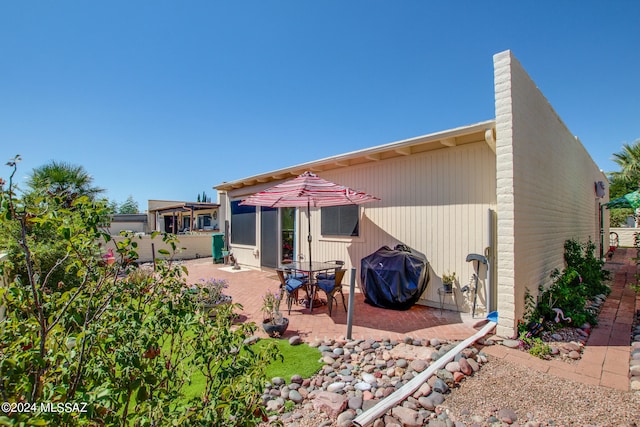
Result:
[230, 201, 256, 246]
[320, 204, 360, 237]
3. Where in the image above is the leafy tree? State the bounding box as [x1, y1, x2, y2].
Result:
[0, 158, 279, 426]
[118, 195, 139, 214]
[107, 199, 119, 214]
[608, 175, 635, 226]
[608, 141, 640, 227]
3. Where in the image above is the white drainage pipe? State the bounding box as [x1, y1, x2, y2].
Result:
[352, 319, 497, 427]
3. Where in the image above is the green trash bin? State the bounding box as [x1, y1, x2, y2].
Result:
[212, 233, 225, 264]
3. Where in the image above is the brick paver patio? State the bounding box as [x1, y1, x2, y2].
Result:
[183, 260, 479, 342]
[182, 247, 638, 391]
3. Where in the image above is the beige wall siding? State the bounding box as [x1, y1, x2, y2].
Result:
[315, 143, 496, 311]
[494, 51, 608, 337]
[223, 141, 497, 310]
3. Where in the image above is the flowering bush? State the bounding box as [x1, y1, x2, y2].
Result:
[198, 278, 231, 305]
[261, 289, 284, 324]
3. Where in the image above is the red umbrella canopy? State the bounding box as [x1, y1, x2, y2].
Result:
[240, 171, 380, 208]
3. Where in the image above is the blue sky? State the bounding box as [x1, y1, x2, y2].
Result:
[1, 1, 638, 209]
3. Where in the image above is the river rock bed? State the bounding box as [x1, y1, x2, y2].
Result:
[494, 293, 608, 363]
[258, 336, 491, 427]
[494, 324, 589, 362]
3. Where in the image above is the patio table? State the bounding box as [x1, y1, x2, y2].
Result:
[280, 261, 341, 313]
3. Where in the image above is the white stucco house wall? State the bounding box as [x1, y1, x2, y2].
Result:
[214, 50, 609, 337]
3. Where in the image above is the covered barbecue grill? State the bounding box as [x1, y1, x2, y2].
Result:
[360, 245, 430, 310]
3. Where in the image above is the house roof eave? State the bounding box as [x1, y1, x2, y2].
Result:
[214, 119, 496, 192]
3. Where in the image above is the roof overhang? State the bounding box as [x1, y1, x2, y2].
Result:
[150, 202, 219, 215]
[110, 214, 149, 222]
[215, 120, 496, 192]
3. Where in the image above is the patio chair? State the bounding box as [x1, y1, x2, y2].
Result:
[276, 269, 308, 315]
[317, 268, 347, 317]
[316, 260, 345, 280]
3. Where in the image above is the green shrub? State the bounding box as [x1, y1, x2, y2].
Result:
[523, 335, 552, 359]
[521, 238, 610, 332]
[563, 239, 610, 296]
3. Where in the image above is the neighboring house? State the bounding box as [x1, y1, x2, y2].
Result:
[214, 50, 609, 337]
[104, 200, 222, 263]
[148, 200, 220, 234]
[106, 201, 221, 236]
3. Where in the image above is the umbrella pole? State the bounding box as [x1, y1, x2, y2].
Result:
[307, 200, 312, 268]
[307, 200, 315, 313]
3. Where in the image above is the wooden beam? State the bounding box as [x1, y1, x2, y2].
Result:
[365, 153, 381, 161]
[484, 128, 496, 153]
[484, 129, 495, 144]
[395, 147, 412, 156]
[441, 138, 456, 147]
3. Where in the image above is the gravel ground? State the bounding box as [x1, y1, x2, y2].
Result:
[440, 355, 640, 426]
[263, 356, 640, 426]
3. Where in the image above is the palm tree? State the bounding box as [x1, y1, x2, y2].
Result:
[27, 161, 104, 204]
[611, 140, 640, 184]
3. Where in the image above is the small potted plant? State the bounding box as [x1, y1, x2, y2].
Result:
[197, 278, 232, 317]
[442, 271, 456, 293]
[261, 289, 288, 337]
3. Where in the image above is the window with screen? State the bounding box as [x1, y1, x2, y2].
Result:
[230, 201, 256, 245]
[321, 205, 359, 237]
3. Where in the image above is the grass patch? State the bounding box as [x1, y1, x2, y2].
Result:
[181, 337, 322, 400]
[254, 338, 323, 383]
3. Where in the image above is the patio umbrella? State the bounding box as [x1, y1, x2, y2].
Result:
[240, 171, 379, 267]
[605, 189, 640, 209]
[600, 189, 640, 258]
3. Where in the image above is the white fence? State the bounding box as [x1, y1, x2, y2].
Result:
[104, 234, 214, 263]
[609, 227, 638, 248]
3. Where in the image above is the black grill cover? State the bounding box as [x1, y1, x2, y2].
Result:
[360, 246, 430, 310]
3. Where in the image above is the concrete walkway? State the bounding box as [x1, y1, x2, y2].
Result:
[181, 247, 638, 391]
[482, 247, 638, 391]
